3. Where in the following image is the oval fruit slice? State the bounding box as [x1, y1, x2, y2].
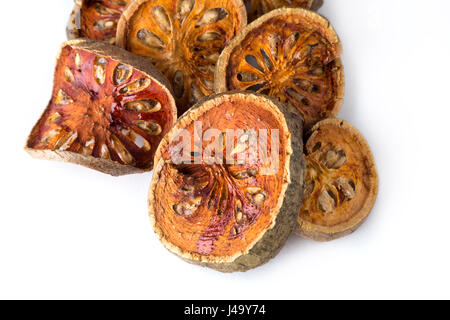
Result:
[116, 0, 247, 115]
[245, 0, 313, 22]
[26, 39, 177, 176]
[149, 92, 305, 272]
[215, 8, 344, 130]
[297, 119, 378, 241]
[67, 0, 131, 43]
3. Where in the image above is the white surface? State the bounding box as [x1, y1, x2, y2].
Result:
[0, 0, 449, 300]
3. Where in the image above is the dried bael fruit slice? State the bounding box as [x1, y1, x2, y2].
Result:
[116, 0, 247, 115]
[297, 119, 378, 241]
[149, 92, 305, 272]
[245, 0, 313, 22]
[67, 0, 131, 43]
[215, 8, 344, 130]
[26, 39, 177, 176]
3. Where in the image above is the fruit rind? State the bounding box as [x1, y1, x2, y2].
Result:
[25, 39, 177, 176]
[214, 8, 345, 129]
[149, 91, 304, 272]
[296, 118, 378, 241]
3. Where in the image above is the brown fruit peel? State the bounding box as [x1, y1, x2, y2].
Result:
[116, 0, 247, 115]
[215, 8, 344, 130]
[297, 118, 378, 241]
[245, 0, 313, 22]
[149, 91, 305, 272]
[25, 39, 177, 176]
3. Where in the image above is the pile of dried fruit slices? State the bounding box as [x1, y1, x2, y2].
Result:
[26, 0, 378, 272]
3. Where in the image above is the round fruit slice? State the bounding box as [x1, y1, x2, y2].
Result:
[26, 39, 177, 176]
[149, 92, 305, 272]
[215, 8, 344, 130]
[67, 0, 131, 43]
[245, 0, 313, 22]
[297, 119, 378, 241]
[116, 0, 247, 115]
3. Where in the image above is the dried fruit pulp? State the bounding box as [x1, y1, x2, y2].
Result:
[149, 92, 304, 272]
[26, 40, 176, 175]
[215, 8, 344, 130]
[298, 119, 378, 241]
[116, 0, 247, 115]
[245, 0, 313, 22]
[69, 0, 131, 42]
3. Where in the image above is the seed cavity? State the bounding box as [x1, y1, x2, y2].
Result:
[119, 78, 151, 94]
[93, 57, 107, 85]
[173, 197, 201, 216]
[125, 99, 161, 113]
[46, 112, 62, 125]
[95, 4, 120, 15]
[231, 167, 258, 180]
[74, 52, 82, 68]
[198, 32, 222, 42]
[268, 33, 280, 59]
[110, 135, 135, 165]
[94, 19, 116, 31]
[121, 128, 151, 151]
[173, 70, 185, 98]
[237, 71, 259, 82]
[202, 52, 220, 63]
[195, 8, 228, 27]
[55, 131, 78, 151]
[100, 143, 111, 159]
[235, 199, 244, 223]
[81, 138, 95, 156]
[322, 149, 347, 169]
[335, 177, 356, 201]
[113, 64, 132, 85]
[318, 189, 337, 213]
[134, 121, 162, 136]
[246, 187, 266, 208]
[137, 29, 165, 49]
[64, 67, 75, 83]
[55, 89, 74, 105]
[152, 6, 172, 34]
[39, 128, 62, 146]
[303, 181, 315, 200]
[177, 0, 194, 23]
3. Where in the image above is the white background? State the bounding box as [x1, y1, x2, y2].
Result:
[0, 0, 449, 300]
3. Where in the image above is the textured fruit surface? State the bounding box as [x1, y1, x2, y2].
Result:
[68, 0, 131, 43]
[215, 8, 344, 129]
[298, 119, 378, 241]
[149, 92, 304, 271]
[117, 0, 247, 115]
[245, 0, 313, 22]
[26, 40, 176, 175]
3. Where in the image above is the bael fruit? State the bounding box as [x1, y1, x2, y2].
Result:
[297, 119, 378, 241]
[67, 0, 131, 43]
[148, 91, 305, 272]
[245, 0, 313, 22]
[215, 8, 344, 130]
[25, 39, 177, 176]
[116, 0, 247, 115]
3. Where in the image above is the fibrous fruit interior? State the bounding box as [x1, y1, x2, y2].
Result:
[150, 93, 293, 263]
[216, 8, 344, 129]
[298, 119, 378, 241]
[117, 0, 247, 115]
[27, 41, 176, 173]
[68, 0, 131, 43]
[244, 0, 313, 22]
